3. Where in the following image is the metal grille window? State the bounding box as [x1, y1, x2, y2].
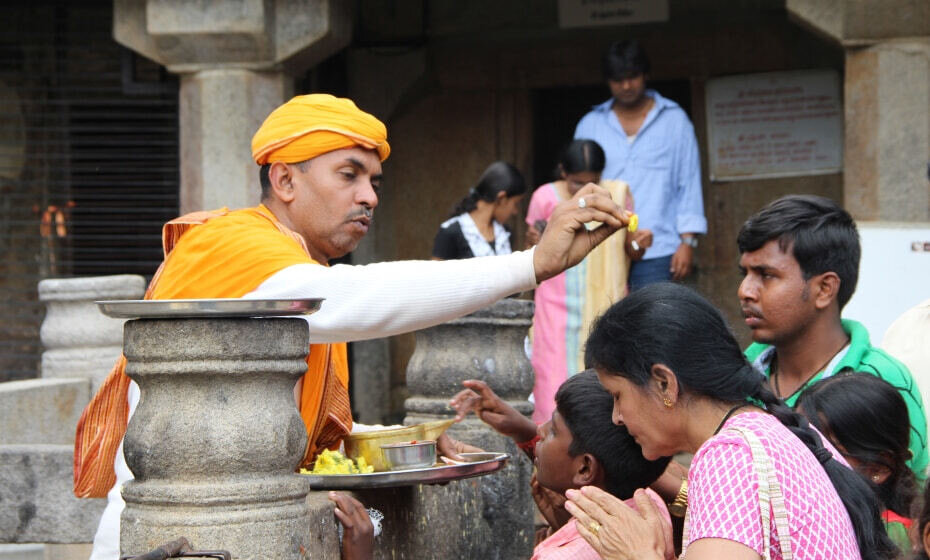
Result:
[0, 1, 179, 382]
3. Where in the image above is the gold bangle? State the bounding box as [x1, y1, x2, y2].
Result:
[668, 479, 688, 517]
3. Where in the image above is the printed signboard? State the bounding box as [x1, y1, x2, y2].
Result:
[558, 0, 669, 28]
[706, 70, 842, 181]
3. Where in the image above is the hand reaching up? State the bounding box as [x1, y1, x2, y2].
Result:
[533, 183, 631, 283]
[449, 379, 537, 443]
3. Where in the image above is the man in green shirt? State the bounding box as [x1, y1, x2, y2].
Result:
[738, 194, 927, 477]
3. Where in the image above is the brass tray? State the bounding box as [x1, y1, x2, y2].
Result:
[96, 298, 324, 319]
[300, 452, 510, 489]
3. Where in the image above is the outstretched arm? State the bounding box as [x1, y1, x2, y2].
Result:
[247, 184, 630, 344]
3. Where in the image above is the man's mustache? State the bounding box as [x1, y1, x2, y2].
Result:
[346, 208, 373, 220]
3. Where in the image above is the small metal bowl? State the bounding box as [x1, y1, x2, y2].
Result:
[380, 440, 437, 471]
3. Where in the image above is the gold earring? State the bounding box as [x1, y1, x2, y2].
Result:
[663, 396, 673, 408]
[872, 475, 880, 482]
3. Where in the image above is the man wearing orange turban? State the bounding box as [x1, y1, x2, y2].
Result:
[81, 93, 631, 560]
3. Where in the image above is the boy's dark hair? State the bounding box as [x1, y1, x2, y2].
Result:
[737, 194, 860, 310]
[602, 40, 651, 81]
[555, 370, 670, 500]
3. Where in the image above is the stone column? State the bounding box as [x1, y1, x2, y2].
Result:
[113, 0, 352, 213]
[178, 70, 291, 213]
[845, 42, 930, 221]
[366, 299, 535, 560]
[787, 0, 930, 221]
[38, 275, 146, 391]
[119, 318, 317, 559]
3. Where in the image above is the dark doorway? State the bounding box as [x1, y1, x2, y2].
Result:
[531, 80, 692, 188]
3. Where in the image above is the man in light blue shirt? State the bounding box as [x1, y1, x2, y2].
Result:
[575, 40, 706, 290]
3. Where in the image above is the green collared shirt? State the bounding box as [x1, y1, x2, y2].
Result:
[745, 319, 928, 479]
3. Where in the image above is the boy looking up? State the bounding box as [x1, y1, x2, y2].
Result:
[451, 371, 672, 559]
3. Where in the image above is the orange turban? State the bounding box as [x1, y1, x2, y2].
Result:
[251, 94, 390, 165]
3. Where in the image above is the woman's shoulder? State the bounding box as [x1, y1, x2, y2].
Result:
[527, 184, 559, 222]
[530, 183, 559, 202]
[432, 218, 472, 260]
[692, 412, 783, 467]
[438, 214, 465, 230]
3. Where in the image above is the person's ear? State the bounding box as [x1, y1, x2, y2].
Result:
[812, 271, 841, 310]
[494, 191, 507, 203]
[572, 453, 600, 488]
[861, 462, 893, 485]
[268, 162, 297, 203]
[650, 364, 680, 408]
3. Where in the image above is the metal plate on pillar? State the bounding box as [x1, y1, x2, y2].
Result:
[96, 298, 324, 318]
[300, 452, 510, 489]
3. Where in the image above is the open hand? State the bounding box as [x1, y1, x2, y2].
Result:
[449, 379, 537, 443]
[329, 491, 374, 560]
[533, 184, 630, 283]
[436, 432, 484, 462]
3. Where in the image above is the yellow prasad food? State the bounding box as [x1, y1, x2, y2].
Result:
[301, 449, 374, 475]
[627, 213, 638, 233]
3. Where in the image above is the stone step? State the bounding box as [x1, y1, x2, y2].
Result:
[0, 544, 43, 560]
[0, 379, 90, 445]
[0, 544, 91, 560]
[0, 445, 105, 543]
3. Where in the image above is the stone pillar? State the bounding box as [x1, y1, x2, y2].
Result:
[787, 0, 930, 222]
[179, 70, 291, 213]
[375, 299, 535, 560]
[119, 318, 318, 559]
[38, 275, 146, 391]
[113, 0, 353, 213]
[845, 42, 930, 221]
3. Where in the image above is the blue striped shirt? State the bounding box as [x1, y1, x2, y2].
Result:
[574, 90, 707, 259]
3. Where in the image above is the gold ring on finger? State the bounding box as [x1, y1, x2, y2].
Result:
[589, 521, 600, 536]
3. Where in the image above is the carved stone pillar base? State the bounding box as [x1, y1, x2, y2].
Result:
[120, 318, 313, 559]
[400, 299, 536, 560]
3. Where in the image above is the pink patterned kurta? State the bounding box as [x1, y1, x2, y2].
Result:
[686, 412, 860, 559]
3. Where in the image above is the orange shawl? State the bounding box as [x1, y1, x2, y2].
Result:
[73, 205, 352, 498]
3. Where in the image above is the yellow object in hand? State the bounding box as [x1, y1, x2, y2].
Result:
[628, 213, 639, 233]
[301, 449, 374, 475]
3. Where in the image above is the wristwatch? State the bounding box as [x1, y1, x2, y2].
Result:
[668, 479, 688, 517]
[681, 235, 699, 249]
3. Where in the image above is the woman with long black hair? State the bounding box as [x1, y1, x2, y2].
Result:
[431, 161, 526, 260]
[566, 283, 895, 560]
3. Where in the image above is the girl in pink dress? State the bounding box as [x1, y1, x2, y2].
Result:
[565, 283, 896, 560]
[525, 139, 652, 423]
